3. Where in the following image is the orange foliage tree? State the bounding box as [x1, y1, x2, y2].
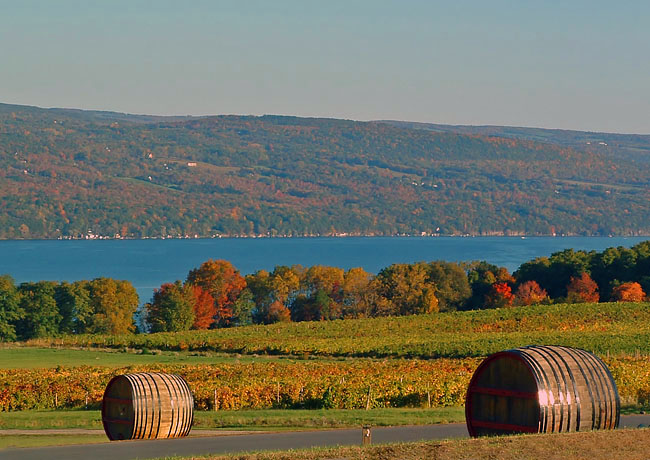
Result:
[566, 272, 599, 303]
[611, 282, 646, 302]
[186, 260, 246, 327]
[485, 282, 514, 308]
[191, 285, 216, 329]
[514, 280, 548, 306]
[267, 300, 291, 323]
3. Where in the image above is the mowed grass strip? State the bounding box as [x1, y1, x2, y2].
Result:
[0, 408, 466, 431]
[0, 434, 107, 449]
[26, 302, 650, 359]
[0, 346, 268, 369]
[153, 428, 650, 460]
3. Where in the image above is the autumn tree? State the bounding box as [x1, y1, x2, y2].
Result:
[247, 266, 301, 324]
[611, 282, 646, 302]
[0, 275, 22, 341]
[374, 263, 439, 316]
[340, 267, 375, 318]
[292, 265, 344, 321]
[566, 272, 599, 303]
[267, 300, 291, 323]
[87, 278, 139, 334]
[190, 285, 216, 329]
[465, 261, 512, 310]
[146, 281, 195, 332]
[515, 249, 594, 300]
[484, 282, 515, 308]
[270, 265, 301, 306]
[514, 280, 548, 306]
[186, 259, 246, 327]
[246, 269, 272, 323]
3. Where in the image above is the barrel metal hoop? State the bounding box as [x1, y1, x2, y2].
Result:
[147, 373, 163, 439]
[591, 352, 620, 428]
[170, 373, 193, 436]
[545, 345, 581, 432]
[550, 346, 582, 431]
[573, 348, 607, 428]
[519, 347, 561, 433]
[534, 345, 571, 432]
[574, 348, 612, 429]
[125, 374, 143, 439]
[157, 372, 177, 438]
[515, 349, 549, 433]
[566, 347, 598, 429]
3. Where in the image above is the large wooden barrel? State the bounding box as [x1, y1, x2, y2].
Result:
[465, 345, 619, 437]
[102, 372, 194, 440]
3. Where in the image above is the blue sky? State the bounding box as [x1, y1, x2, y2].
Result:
[1, 0, 649, 133]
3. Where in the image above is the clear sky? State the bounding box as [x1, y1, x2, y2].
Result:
[1, 0, 649, 133]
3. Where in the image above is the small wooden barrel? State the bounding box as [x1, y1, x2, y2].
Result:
[102, 372, 193, 440]
[465, 345, 619, 437]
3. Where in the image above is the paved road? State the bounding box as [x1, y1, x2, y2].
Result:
[3, 415, 650, 460]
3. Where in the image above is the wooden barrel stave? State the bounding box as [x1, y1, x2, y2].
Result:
[466, 345, 619, 437]
[102, 372, 194, 441]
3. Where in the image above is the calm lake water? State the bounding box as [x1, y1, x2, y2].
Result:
[0, 237, 647, 303]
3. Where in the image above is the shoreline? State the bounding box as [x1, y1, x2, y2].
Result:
[1, 233, 649, 242]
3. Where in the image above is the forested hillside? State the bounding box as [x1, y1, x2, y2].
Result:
[2, 103, 649, 239]
[382, 120, 650, 163]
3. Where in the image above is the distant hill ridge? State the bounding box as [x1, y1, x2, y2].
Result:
[1, 103, 649, 239]
[378, 120, 650, 163]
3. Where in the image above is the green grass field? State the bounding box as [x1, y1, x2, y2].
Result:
[0, 346, 279, 369]
[0, 434, 107, 449]
[0, 407, 466, 431]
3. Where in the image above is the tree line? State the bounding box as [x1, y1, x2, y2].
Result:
[0, 277, 138, 341]
[1, 241, 648, 340]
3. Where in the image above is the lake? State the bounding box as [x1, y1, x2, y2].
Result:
[0, 236, 647, 303]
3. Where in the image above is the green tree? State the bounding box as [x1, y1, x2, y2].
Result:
[231, 288, 255, 326]
[426, 261, 471, 312]
[54, 281, 91, 334]
[590, 246, 638, 300]
[146, 281, 195, 332]
[0, 275, 22, 341]
[16, 281, 60, 340]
